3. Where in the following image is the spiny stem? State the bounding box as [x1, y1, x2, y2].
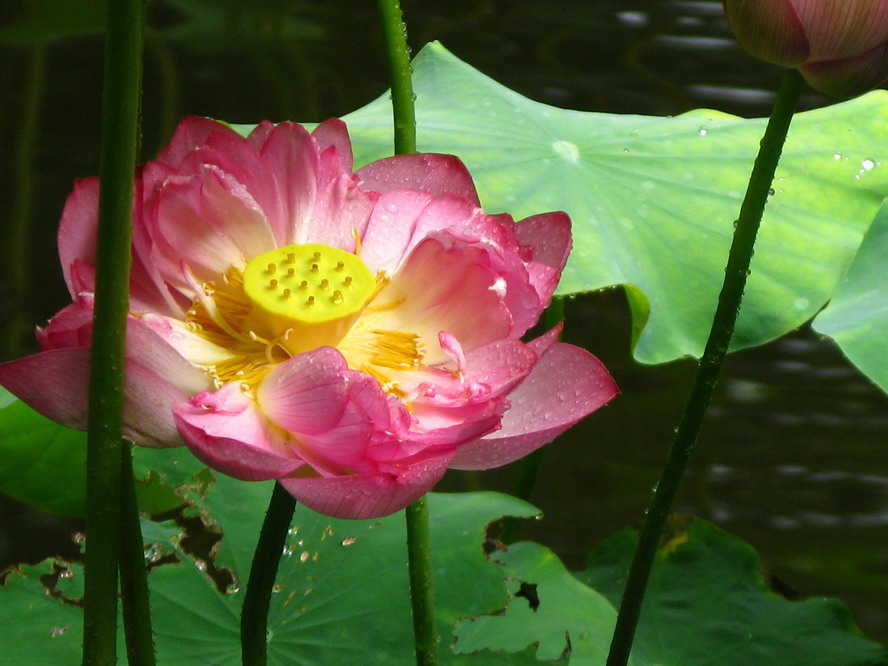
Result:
[119, 443, 155, 665]
[377, 0, 417, 155]
[376, 1, 438, 663]
[405, 496, 438, 665]
[241, 482, 297, 665]
[605, 68, 805, 666]
[83, 0, 145, 662]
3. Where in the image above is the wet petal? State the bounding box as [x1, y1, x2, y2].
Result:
[175, 383, 302, 480]
[450, 342, 618, 470]
[515, 212, 572, 310]
[369, 236, 513, 362]
[256, 347, 351, 435]
[279, 450, 454, 519]
[357, 153, 480, 204]
[150, 165, 275, 282]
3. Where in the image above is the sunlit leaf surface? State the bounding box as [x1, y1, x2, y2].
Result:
[271, 42, 887, 363]
[814, 201, 888, 394]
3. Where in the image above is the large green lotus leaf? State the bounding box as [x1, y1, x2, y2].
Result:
[151, 478, 544, 664]
[0, 561, 115, 663]
[453, 541, 624, 664]
[0, 387, 88, 516]
[276, 42, 887, 364]
[813, 201, 888, 394]
[1, 482, 545, 664]
[578, 518, 888, 665]
[0, 387, 205, 516]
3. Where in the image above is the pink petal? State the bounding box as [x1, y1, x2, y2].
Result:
[357, 153, 480, 205]
[406, 400, 504, 447]
[312, 118, 354, 172]
[515, 212, 572, 309]
[397, 336, 536, 409]
[58, 178, 99, 301]
[297, 371, 397, 470]
[377, 236, 513, 357]
[125, 317, 212, 399]
[398, 199, 542, 336]
[0, 349, 91, 431]
[0, 344, 206, 449]
[279, 450, 455, 519]
[149, 165, 275, 283]
[253, 121, 320, 246]
[724, 0, 810, 67]
[794, 0, 888, 61]
[309, 158, 375, 251]
[450, 342, 618, 470]
[174, 131, 288, 248]
[256, 348, 351, 435]
[175, 383, 302, 481]
[3, 307, 210, 448]
[57, 177, 185, 316]
[801, 43, 888, 98]
[358, 189, 435, 273]
[155, 116, 241, 168]
[37, 299, 94, 350]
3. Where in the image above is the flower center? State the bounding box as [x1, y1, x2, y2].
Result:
[242, 243, 375, 354]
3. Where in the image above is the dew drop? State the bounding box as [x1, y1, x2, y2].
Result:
[698, 126, 708, 136]
[551, 140, 580, 163]
[861, 158, 876, 170]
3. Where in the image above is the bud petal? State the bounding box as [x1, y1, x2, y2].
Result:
[794, 0, 888, 61]
[801, 43, 888, 98]
[723, 0, 810, 67]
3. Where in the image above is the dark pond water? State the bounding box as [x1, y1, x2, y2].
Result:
[1, 0, 886, 643]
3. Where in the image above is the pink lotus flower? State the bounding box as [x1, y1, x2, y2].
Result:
[723, 0, 888, 97]
[0, 117, 618, 518]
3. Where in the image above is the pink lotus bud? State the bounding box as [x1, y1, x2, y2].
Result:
[723, 0, 888, 97]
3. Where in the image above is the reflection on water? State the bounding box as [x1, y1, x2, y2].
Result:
[0, 0, 885, 642]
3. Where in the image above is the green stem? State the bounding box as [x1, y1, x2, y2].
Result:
[241, 482, 297, 665]
[82, 0, 145, 663]
[377, 0, 417, 154]
[376, 2, 437, 663]
[605, 68, 804, 666]
[119, 443, 155, 665]
[405, 496, 438, 665]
